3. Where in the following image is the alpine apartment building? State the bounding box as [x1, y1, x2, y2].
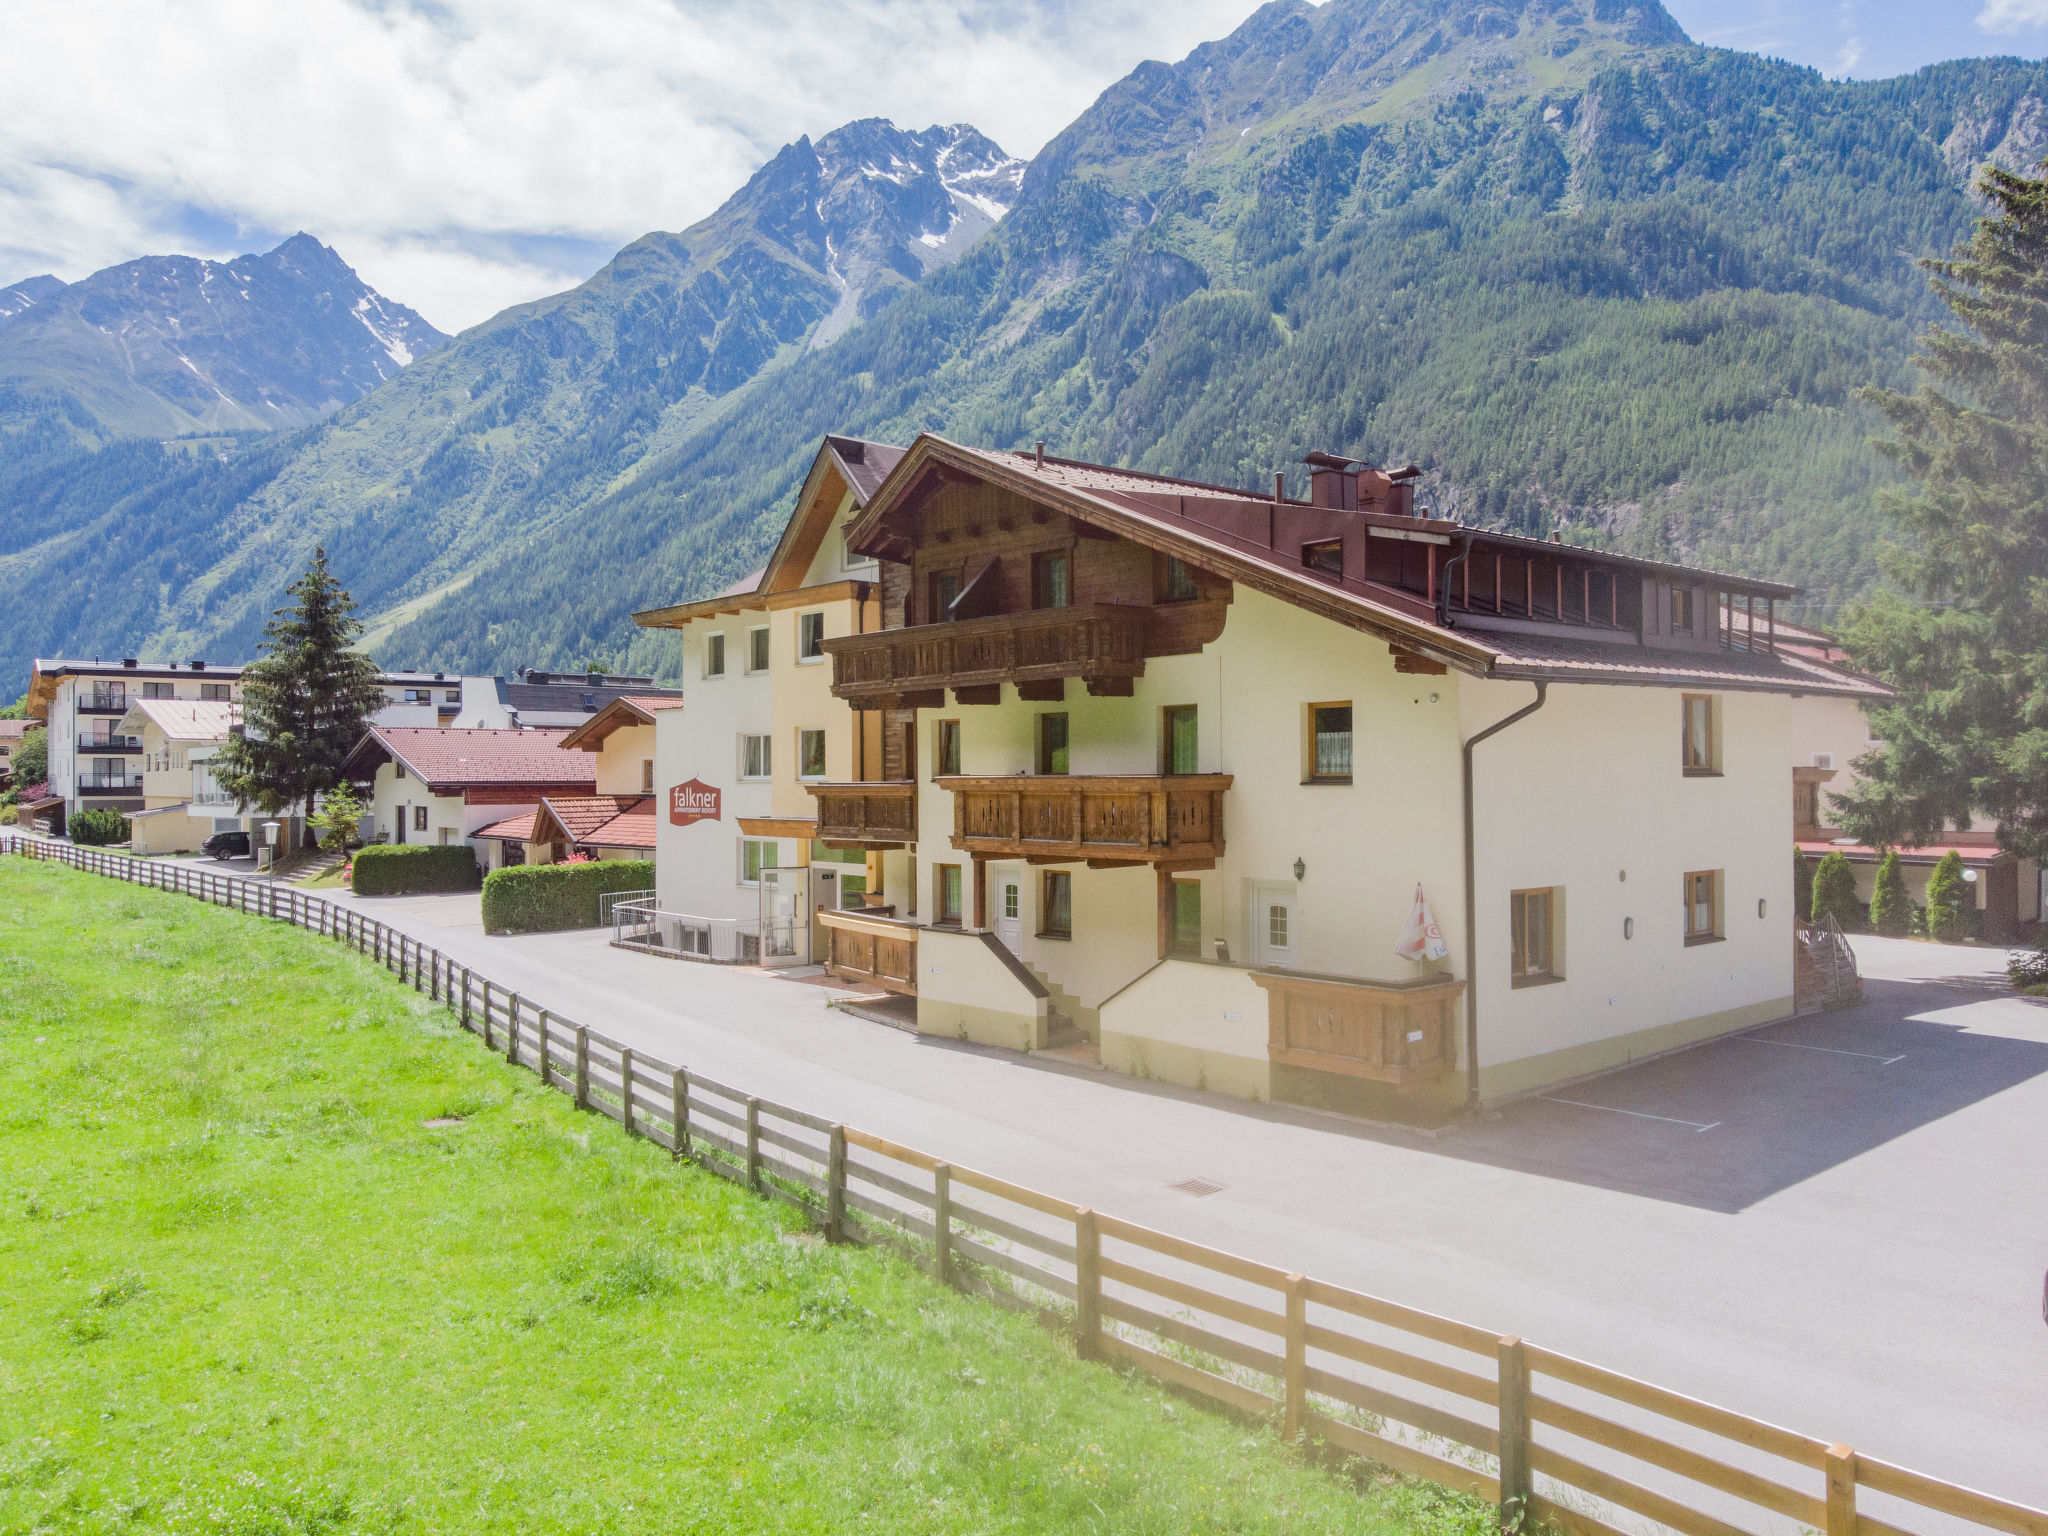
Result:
[634, 432, 1881, 1114]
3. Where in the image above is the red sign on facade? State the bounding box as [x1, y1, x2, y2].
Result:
[668, 778, 722, 827]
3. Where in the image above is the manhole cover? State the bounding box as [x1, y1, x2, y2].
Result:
[1169, 1176, 1227, 1197]
[421, 1116, 465, 1128]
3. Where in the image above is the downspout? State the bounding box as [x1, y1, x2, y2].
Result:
[1461, 680, 1548, 1112]
[1439, 532, 1474, 630]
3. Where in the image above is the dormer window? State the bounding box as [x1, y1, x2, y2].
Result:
[1672, 587, 1694, 634]
[1302, 539, 1343, 579]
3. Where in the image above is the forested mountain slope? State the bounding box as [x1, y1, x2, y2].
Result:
[0, 121, 1023, 682]
[6, 0, 2046, 682]
[383, 0, 2048, 673]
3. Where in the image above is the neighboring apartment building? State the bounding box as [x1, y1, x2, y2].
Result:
[338, 726, 595, 858]
[1775, 620, 2037, 938]
[0, 718, 30, 790]
[116, 698, 240, 854]
[631, 435, 900, 957]
[23, 658, 241, 831]
[496, 670, 685, 728]
[373, 672, 511, 729]
[748, 433, 1882, 1114]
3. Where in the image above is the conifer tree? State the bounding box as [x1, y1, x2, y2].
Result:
[213, 550, 386, 815]
[1793, 846, 1815, 923]
[1839, 165, 2048, 858]
[1868, 850, 1912, 936]
[1923, 849, 1973, 943]
[1810, 850, 1860, 928]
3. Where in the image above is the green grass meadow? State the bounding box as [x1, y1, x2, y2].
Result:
[0, 860, 1487, 1535]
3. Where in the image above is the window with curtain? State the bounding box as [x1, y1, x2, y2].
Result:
[936, 864, 962, 923]
[935, 719, 961, 777]
[1511, 888, 1557, 984]
[798, 729, 827, 779]
[740, 734, 771, 779]
[1682, 694, 1716, 773]
[705, 633, 726, 677]
[1041, 871, 1072, 937]
[747, 627, 770, 673]
[1163, 705, 1198, 775]
[798, 612, 826, 661]
[1036, 713, 1069, 775]
[1308, 704, 1353, 782]
[1684, 870, 1720, 943]
[1033, 550, 1070, 609]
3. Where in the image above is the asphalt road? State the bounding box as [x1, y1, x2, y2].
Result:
[94, 851, 2048, 1508]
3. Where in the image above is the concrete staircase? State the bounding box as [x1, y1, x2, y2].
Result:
[1027, 965, 1092, 1048]
[281, 846, 348, 885]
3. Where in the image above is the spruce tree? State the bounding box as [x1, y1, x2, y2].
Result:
[213, 550, 386, 815]
[1923, 849, 1973, 943]
[1868, 851, 1912, 936]
[1811, 850, 1860, 928]
[1839, 165, 2048, 858]
[1793, 846, 1815, 924]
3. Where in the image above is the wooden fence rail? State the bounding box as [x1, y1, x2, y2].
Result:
[5, 832, 2041, 1536]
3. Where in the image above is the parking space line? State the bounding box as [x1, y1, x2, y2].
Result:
[1738, 1035, 1905, 1065]
[1535, 1096, 1721, 1133]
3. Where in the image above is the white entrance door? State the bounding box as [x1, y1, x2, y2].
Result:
[996, 869, 1024, 955]
[1251, 882, 1297, 968]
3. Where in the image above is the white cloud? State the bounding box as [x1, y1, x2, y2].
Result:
[1979, 0, 2048, 31]
[0, 0, 1257, 331]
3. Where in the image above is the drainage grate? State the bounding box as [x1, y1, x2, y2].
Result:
[1169, 1176, 1228, 1198]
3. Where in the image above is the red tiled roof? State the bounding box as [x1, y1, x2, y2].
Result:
[1797, 839, 2003, 863]
[344, 726, 595, 790]
[532, 795, 657, 850]
[474, 811, 536, 842]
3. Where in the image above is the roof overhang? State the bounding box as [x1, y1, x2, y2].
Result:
[557, 697, 658, 752]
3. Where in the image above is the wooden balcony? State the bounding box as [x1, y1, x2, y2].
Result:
[818, 909, 919, 995]
[1254, 970, 1464, 1091]
[936, 774, 1231, 865]
[823, 604, 1149, 706]
[806, 781, 917, 847]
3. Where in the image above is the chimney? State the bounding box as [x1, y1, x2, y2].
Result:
[1302, 452, 1363, 511]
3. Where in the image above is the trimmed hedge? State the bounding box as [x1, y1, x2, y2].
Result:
[353, 843, 480, 896]
[68, 808, 131, 845]
[482, 860, 654, 935]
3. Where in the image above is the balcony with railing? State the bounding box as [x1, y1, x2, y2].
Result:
[935, 774, 1231, 864]
[78, 690, 131, 715]
[806, 781, 917, 846]
[76, 772, 142, 792]
[823, 605, 1149, 706]
[77, 734, 143, 753]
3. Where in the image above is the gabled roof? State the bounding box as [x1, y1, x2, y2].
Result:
[845, 434, 1880, 698]
[556, 695, 685, 753]
[530, 794, 657, 851]
[474, 811, 537, 842]
[116, 698, 238, 742]
[339, 726, 596, 791]
[632, 433, 904, 630]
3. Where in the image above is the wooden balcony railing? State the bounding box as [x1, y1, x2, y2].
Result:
[806, 781, 917, 846]
[936, 774, 1231, 864]
[1254, 970, 1464, 1090]
[817, 909, 919, 995]
[823, 605, 1149, 705]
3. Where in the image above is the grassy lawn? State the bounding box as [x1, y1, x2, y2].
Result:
[0, 859, 1486, 1535]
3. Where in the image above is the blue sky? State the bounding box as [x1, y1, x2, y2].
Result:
[1665, 0, 2048, 78]
[1, 0, 2043, 333]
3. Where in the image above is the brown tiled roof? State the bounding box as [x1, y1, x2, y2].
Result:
[850, 435, 1877, 698]
[826, 435, 906, 503]
[556, 695, 684, 752]
[342, 727, 595, 790]
[532, 795, 657, 850]
[473, 811, 536, 842]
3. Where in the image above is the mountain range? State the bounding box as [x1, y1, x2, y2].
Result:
[0, 234, 447, 441]
[3, 0, 2046, 686]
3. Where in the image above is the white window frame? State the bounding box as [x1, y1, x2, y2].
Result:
[796, 611, 826, 664]
[739, 733, 772, 781]
[704, 632, 727, 679]
[797, 728, 828, 782]
[746, 625, 770, 675]
[739, 837, 779, 887]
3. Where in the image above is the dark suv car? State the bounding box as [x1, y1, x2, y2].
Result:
[200, 830, 251, 861]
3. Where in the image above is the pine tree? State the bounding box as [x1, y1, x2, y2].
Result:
[213, 550, 386, 815]
[1924, 849, 1973, 943]
[1793, 845, 1815, 923]
[1811, 850, 1860, 928]
[1838, 165, 2048, 859]
[1868, 850, 1912, 936]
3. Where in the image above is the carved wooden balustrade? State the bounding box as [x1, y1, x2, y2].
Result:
[935, 774, 1231, 864]
[823, 604, 1149, 706]
[807, 781, 917, 847]
[1254, 970, 1464, 1090]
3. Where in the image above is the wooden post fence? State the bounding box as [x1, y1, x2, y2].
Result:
[1497, 1336, 1531, 1534]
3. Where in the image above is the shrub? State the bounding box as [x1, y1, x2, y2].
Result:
[1868, 850, 1912, 936]
[1792, 846, 1814, 923]
[352, 843, 479, 896]
[482, 859, 655, 935]
[1810, 850, 1859, 928]
[2008, 936, 2048, 991]
[1924, 850, 1974, 943]
[68, 808, 131, 845]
